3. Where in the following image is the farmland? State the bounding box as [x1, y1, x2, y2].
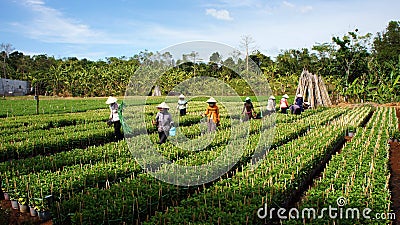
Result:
[0, 98, 399, 225]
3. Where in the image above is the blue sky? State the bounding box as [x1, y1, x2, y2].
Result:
[0, 0, 399, 61]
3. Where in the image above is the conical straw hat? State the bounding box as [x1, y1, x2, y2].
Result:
[206, 97, 217, 103]
[105, 96, 117, 104]
[156, 102, 170, 109]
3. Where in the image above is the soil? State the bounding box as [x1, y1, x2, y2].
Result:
[336, 102, 360, 108]
[0, 200, 52, 225]
[398, 108, 400, 130]
[344, 136, 353, 142]
[389, 108, 400, 225]
[337, 135, 353, 154]
[390, 142, 400, 225]
[383, 102, 400, 107]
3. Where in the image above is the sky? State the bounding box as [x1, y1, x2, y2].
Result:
[0, 0, 399, 61]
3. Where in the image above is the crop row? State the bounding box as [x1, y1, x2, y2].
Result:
[1, 106, 345, 224]
[1, 99, 105, 118]
[0, 118, 257, 212]
[0, 107, 328, 191]
[1, 140, 142, 211]
[0, 113, 213, 163]
[0, 122, 116, 162]
[144, 107, 372, 224]
[288, 107, 397, 224]
[1, 109, 109, 136]
[51, 108, 351, 224]
[173, 108, 347, 167]
[152, 107, 342, 163]
[0, 108, 285, 179]
[1, 106, 203, 138]
[0, 141, 132, 177]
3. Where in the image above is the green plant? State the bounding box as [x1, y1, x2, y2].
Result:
[287, 107, 396, 224]
[0, 206, 11, 225]
[392, 130, 400, 140]
[347, 125, 356, 133]
[33, 198, 49, 212]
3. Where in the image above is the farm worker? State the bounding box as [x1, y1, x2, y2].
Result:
[106, 96, 123, 141]
[303, 102, 311, 110]
[153, 102, 174, 144]
[176, 94, 188, 116]
[266, 95, 276, 115]
[202, 97, 220, 132]
[290, 104, 301, 115]
[242, 97, 255, 121]
[295, 94, 304, 112]
[280, 94, 289, 114]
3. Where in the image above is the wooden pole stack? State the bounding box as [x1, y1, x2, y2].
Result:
[295, 69, 332, 108]
[152, 85, 161, 96]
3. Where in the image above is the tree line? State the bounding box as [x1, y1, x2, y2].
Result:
[1, 21, 399, 103]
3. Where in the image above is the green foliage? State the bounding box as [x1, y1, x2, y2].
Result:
[0, 98, 105, 117]
[288, 107, 396, 225]
[2, 21, 400, 103]
[374, 21, 400, 65]
[0, 98, 392, 224]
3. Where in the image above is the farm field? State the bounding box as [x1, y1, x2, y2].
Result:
[0, 97, 399, 225]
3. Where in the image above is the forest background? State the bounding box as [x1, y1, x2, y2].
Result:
[1, 21, 399, 103]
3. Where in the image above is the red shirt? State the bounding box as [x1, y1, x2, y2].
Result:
[280, 98, 288, 108]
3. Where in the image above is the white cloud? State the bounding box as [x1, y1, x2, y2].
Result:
[15, 0, 127, 44]
[282, 1, 313, 13]
[282, 1, 295, 8]
[213, 0, 262, 8]
[300, 6, 313, 13]
[206, 8, 233, 21]
[24, 0, 45, 5]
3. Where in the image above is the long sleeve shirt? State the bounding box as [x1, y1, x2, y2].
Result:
[204, 105, 220, 124]
[109, 103, 120, 122]
[266, 99, 276, 111]
[155, 111, 173, 132]
[177, 100, 188, 110]
[280, 98, 289, 109]
[295, 97, 304, 111]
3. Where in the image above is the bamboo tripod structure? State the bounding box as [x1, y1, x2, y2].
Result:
[296, 69, 332, 108]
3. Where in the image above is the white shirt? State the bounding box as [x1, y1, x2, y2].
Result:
[177, 100, 187, 110]
[109, 103, 120, 122]
[267, 99, 276, 111]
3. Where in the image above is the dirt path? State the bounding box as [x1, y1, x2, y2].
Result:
[389, 108, 400, 225]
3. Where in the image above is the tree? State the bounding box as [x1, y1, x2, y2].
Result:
[249, 50, 275, 80]
[331, 29, 372, 101]
[1, 43, 14, 97]
[183, 51, 202, 76]
[222, 57, 238, 80]
[30, 54, 58, 95]
[209, 52, 222, 64]
[311, 43, 336, 76]
[249, 50, 273, 68]
[373, 21, 400, 69]
[275, 49, 302, 76]
[8, 51, 32, 80]
[240, 35, 256, 73]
